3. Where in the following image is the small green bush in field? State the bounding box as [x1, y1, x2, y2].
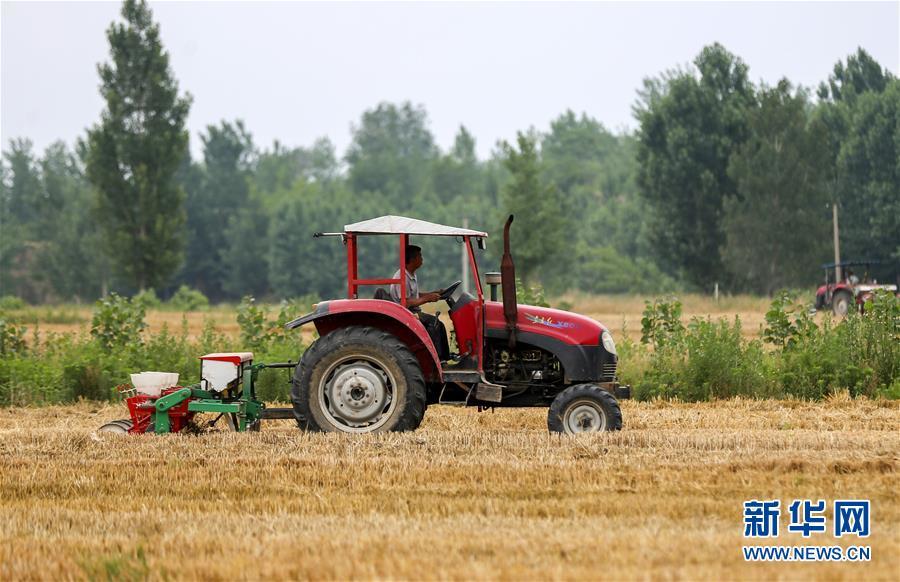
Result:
[168, 285, 209, 311]
[0, 319, 28, 356]
[763, 290, 817, 349]
[133, 288, 162, 310]
[0, 295, 26, 310]
[640, 296, 685, 350]
[91, 293, 146, 350]
[636, 314, 772, 400]
[630, 290, 900, 401]
[237, 296, 271, 351]
[516, 278, 550, 308]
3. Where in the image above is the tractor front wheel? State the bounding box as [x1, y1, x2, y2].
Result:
[548, 384, 622, 434]
[292, 326, 426, 433]
[832, 290, 853, 317]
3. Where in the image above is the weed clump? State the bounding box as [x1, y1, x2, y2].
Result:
[629, 291, 899, 401]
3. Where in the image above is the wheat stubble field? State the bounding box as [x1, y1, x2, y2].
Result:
[0, 397, 897, 581]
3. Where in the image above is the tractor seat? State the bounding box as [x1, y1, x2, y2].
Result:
[373, 288, 394, 301]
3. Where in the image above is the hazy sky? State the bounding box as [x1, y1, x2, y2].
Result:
[2, 1, 898, 160]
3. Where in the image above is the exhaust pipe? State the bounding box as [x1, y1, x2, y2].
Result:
[501, 215, 518, 349]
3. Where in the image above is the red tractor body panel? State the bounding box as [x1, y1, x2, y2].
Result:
[484, 301, 607, 346]
[448, 298, 483, 360]
[299, 299, 444, 382]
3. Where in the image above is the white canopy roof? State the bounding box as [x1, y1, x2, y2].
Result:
[343, 215, 488, 237]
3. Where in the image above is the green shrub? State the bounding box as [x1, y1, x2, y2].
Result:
[90, 293, 147, 350]
[0, 295, 26, 310]
[168, 285, 209, 311]
[764, 290, 898, 399]
[640, 296, 685, 350]
[237, 296, 272, 351]
[516, 278, 550, 308]
[636, 315, 773, 401]
[763, 290, 817, 349]
[0, 319, 28, 356]
[133, 288, 162, 310]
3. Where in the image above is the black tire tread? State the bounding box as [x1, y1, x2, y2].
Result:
[291, 326, 427, 433]
[547, 384, 623, 433]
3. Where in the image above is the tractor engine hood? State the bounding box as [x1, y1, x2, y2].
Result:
[484, 302, 609, 347]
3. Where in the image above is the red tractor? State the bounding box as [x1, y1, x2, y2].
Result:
[284, 215, 630, 434]
[814, 260, 899, 316]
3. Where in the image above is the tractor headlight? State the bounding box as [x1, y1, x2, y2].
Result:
[601, 330, 617, 355]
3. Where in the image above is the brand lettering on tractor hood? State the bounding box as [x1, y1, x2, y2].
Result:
[524, 313, 576, 329]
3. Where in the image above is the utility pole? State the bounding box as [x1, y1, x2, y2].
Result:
[833, 203, 842, 282]
[462, 217, 470, 293]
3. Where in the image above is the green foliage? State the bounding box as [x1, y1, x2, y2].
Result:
[132, 288, 162, 310]
[0, 295, 26, 310]
[90, 293, 146, 350]
[817, 49, 899, 273]
[573, 244, 678, 294]
[635, 43, 756, 287]
[84, 0, 191, 291]
[79, 545, 152, 582]
[723, 81, 831, 294]
[0, 318, 27, 356]
[501, 132, 566, 284]
[181, 121, 256, 301]
[638, 316, 772, 401]
[515, 277, 550, 308]
[168, 285, 209, 311]
[345, 102, 438, 206]
[236, 295, 271, 351]
[4, 43, 898, 303]
[630, 291, 900, 401]
[763, 290, 817, 349]
[640, 296, 685, 350]
[0, 300, 305, 405]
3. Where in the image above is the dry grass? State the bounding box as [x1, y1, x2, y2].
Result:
[1, 398, 897, 580]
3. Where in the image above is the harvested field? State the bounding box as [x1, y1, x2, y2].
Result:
[1, 397, 897, 580]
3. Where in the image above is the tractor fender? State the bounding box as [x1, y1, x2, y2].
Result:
[285, 300, 443, 382]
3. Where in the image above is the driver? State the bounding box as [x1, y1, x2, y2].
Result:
[390, 245, 451, 361]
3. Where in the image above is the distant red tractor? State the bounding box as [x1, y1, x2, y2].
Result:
[284, 215, 630, 434]
[814, 260, 899, 316]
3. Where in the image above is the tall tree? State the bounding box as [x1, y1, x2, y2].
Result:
[0, 140, 41, 298]
[634, 43, 756, 287]
[838, 79, 900, 265]
[84, 0, 191, 291]
[180, 120, 254, 300]
[723, 81, 831, 294]
[817, 49, 898, 271]
[35, 143, 108, 301]
[345, 102, 438, 208]
[501, 132, 565, 283]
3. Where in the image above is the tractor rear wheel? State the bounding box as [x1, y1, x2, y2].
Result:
[832, 290, 853, 317]
[548, 384, 622, 434]
[292, 326, 427, 433]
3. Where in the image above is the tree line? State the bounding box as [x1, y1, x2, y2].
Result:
[1, 0, 896, 304]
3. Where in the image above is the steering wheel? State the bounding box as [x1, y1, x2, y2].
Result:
[438, 280, 462, 301]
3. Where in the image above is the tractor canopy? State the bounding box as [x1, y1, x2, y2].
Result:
[343, 215, 488, 238]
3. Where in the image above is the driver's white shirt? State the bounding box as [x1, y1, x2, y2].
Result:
[390, 268, 420, 312]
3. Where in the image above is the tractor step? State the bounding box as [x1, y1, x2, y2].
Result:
[260, 408, 295, 420]
[442, 370, 482, 384]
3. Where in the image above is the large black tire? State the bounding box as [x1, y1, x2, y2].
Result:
[292, 326, 427, 433]
[548, 384, 623, 434]
[832, 290, 853, 317]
